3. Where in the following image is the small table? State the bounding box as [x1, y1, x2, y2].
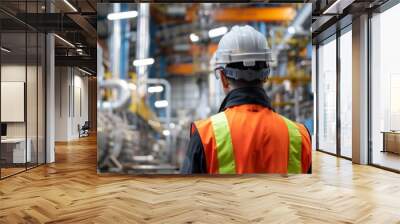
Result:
[381, 131, 400, 154]
[1, 138, 31, 164]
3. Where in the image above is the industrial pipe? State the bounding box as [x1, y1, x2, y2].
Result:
[276, 4, 312, 52]
[98, 79, 131, 111]
[146, 78, 172, 162]
[136, 3, 150, 96]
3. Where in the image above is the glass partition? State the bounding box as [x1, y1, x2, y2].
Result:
[27, 31, 38, 169]
[0, 1, 46, 179]
[339, 28, 352, 158]
[317, 36, 337, 154]
[1, 30, 28, 177]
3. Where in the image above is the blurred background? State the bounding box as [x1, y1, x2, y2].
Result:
[97, 3, 312, 174]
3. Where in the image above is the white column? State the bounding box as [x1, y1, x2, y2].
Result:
[352, 14, 369, 164]
[46, 33, 55, 163]
[54, 67, 74, 141]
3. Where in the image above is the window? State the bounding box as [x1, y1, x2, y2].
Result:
[317, 36, 337, 154]
[371, 3, 400, 171]
[339, 28, 352, 158]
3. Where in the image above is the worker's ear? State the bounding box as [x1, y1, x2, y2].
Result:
[262, 77, 267, 83]
[220, 72, 230, 89]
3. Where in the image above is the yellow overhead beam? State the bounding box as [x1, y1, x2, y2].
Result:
[167, 63, 194, 75]
[187, 7, 296, 23]
[213, 7, 296, 23]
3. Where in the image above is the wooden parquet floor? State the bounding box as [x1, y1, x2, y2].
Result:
[1, 135, 400, 223]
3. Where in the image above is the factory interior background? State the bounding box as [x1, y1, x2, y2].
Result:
[0, 0, 400, 222]
[97, 3, 313, 174]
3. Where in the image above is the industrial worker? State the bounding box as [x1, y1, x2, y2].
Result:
[181, 25, 312, 174]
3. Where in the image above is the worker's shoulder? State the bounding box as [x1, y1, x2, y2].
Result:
[193, 115, 212, 128]
[274, 113, 310, 134]
[275, 113, 299, 125]
[193, 111, 225, 128]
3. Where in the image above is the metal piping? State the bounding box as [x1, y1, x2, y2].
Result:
[276, 4, 312, 52]
[136, 3, 150, 96]
[98, 79, 131, 111]
[147, 78, 171, 126]
[110, 3, 121, 79]
[146, 78, 172, 162]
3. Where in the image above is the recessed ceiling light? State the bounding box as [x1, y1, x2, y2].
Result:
[1, 47, 11, 53]
[190, 33, 199, 42]
[154, 100, 168, 108]
[133, 58, 155, 66]
[107, 11, 138, 20]
[54, 34, 75, 48]
[63, 0, 78, 12]
[78, 67, 93, 76]
[148, 85, 164, 93]
[208, 26, 228, 38]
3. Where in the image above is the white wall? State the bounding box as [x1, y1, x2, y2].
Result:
[72, 73, 89, 138]
[55, 67, 69, 141]
[1, 65, 26, 135]
[1, 65, 39, 138]
[55, 67, 89, 141]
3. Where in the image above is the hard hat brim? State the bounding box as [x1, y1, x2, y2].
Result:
[215, 50, 273, 67]
[216, 67, 270, 81]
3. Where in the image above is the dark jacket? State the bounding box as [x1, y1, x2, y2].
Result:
[180, 87, 311, 174]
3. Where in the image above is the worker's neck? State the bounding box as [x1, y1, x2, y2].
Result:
[229, 84, 263, 91]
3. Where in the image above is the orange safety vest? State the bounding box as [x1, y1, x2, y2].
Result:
[193, 104, 312, 174]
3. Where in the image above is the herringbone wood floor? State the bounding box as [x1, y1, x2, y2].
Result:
[1, 135, 400, 223]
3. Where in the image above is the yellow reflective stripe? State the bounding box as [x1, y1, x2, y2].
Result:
[281, 116, 302, 173]
[210, 112, 236, 174]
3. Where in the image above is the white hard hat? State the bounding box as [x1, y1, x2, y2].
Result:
[214, 25, 272, 81]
